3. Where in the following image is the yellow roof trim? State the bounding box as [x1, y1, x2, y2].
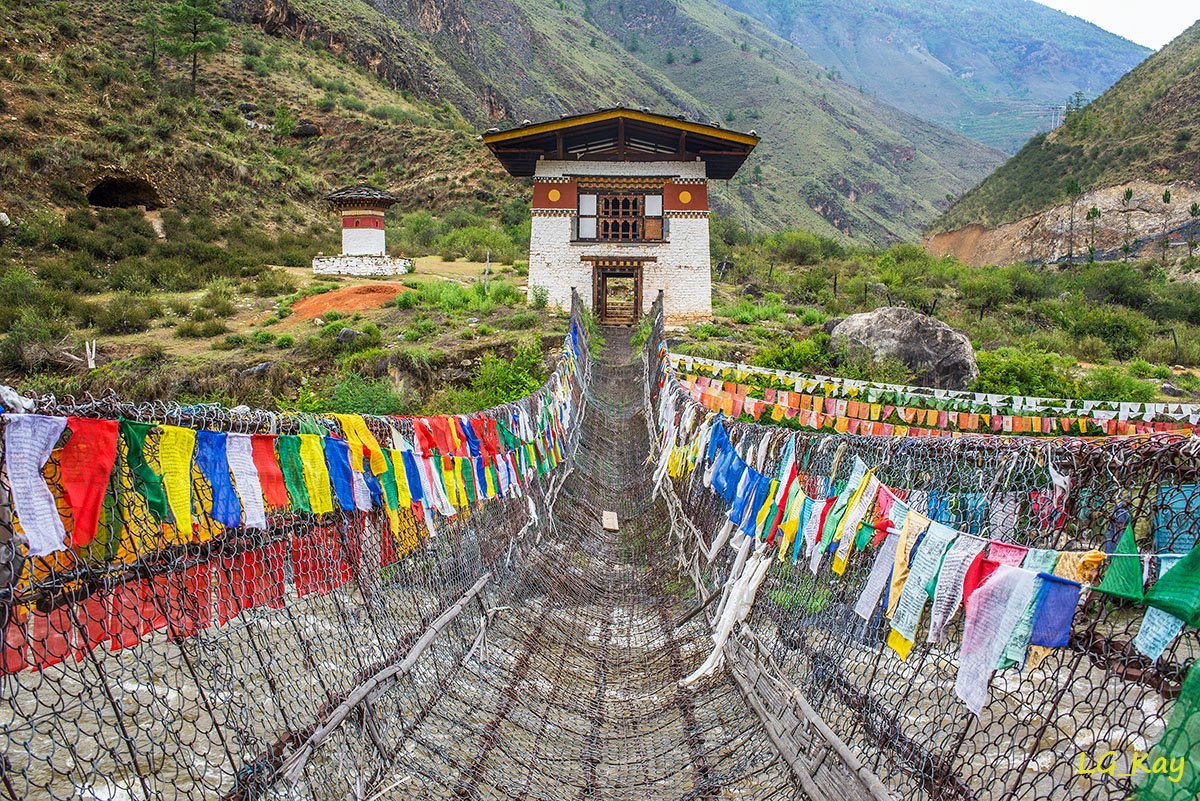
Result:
[482, 109, 759, 148]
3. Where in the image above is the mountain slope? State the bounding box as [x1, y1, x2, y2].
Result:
[719, 0, 1151, 153]
[232, 0, 1005, 243]
[0, 0, 514, 228]
[936, 19, 1200, 231]
[927, 20, 1200, 265]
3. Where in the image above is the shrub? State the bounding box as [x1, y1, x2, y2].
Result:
[1078, 367, 1157, 403]
[275, 334, 295, 348]
[973, 347, 1077, 397]
[0, 307, 71, 371]
[252, 269, 298, 297]
[327, 373, 411, 414]
[176, 319, 228, 338]
[753, 337, 829, 372]
[394, 288, 420, 309]
[530, 285, 548, 310]
[95, 294, 160, 334]
[497, 311, 540, 330]
[1071, 308, 1146, 360]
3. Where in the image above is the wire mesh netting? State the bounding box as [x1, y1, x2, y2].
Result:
[2, 288, 1198, 801]
[646, 296, 1199, 801]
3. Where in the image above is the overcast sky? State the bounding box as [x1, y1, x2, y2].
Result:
[1034, 0, 1197, 49]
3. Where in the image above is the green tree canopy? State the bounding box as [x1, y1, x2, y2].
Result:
[162, 0, 229, 86]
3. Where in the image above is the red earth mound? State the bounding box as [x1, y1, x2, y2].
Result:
[290, 283, 410, 319]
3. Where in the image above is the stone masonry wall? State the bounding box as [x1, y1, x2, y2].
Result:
[312, 255, 412, 276]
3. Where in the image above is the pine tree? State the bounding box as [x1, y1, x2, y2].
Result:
[1064, 178, 1082, 267]
[1160, 189, 1172, 265]
[1086, 206, 1101, 263]
[162, 0, 229, 88]
[1188, 202, 1199, 262]
[135, 11, 163, 74]
[1121, 187, 1134, 261]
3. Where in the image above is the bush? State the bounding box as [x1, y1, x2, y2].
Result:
[326, 373, 412, 414]
[1071, 308, 1146, 360]
[1078, 367, 1157, 403]
[436, 225, 519, 263]
[0, 307, 71, 371]
[95, 294, 160, 334]
[530, 285, 548, 310]
[973, 347, 1077, 397]
[275, 334, 295, 348]
[753, 337, 829, 373]
[252, 269, 298, 297]
[176, 319, 228, 338]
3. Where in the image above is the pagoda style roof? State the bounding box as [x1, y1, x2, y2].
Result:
[481, 107, 759, 180]
[324, 183, 400, 208]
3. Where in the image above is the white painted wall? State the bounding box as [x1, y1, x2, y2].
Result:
[343, 227, 386, 256]
[528, 160, 712, 321]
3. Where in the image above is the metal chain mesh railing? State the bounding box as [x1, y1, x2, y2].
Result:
[4, 284, 1197, 801]
[646, 294, 1199, 801]
[0, 300, 593, 801]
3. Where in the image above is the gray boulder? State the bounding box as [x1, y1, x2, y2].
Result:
[829, 306, 978, 389]
[335, 327, 364, 344]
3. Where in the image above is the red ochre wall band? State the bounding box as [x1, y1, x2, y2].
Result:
[342, 214, 385, 229]
[532, 179, 578, 209]
[663, 181, 707, 212]
[530, 178, 708, 211]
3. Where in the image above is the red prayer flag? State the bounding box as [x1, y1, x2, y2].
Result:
[962, 554, 1000, 609]
[2, 610, 27, 674]
[251, 434, 290, 510]
[26, 606, 73, 670]
[60, 417, 119, 547]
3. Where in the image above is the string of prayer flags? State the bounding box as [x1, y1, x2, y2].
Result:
[227, 433, 268, 529]
[1028, 574, 1083, 649]
[120, 419, 170, 523]
[58, 417, 119, 547]
[888, 521, 957, 660]
[195, 431, 242, 530]
[927, 536, 987, 643]
[158, 425, 196, 540]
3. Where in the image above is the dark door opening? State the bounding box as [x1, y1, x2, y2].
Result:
[592, 261, 643, 325]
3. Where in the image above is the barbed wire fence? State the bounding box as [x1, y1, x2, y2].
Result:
[646, 294, 1198, 801]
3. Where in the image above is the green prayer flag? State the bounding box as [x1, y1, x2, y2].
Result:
[1144, 543, 1200, 627]
[1096, 524, 1144, 601]
[460, 457, 477, 504]
[119, 419, 170, 523]
[380, 450, 400, 512]
[276, 435, 312, 514]
[854, 520, 875, 553]
[1137, 663, 1200, 801]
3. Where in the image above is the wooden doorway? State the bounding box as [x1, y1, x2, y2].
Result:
[590, 259, 645, 325]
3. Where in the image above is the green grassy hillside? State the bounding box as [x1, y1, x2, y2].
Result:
[935, 19, 1200, 231]
[230, 0, 1005, 243]
[721, 0, 1150, 153]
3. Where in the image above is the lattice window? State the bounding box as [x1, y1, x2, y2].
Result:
[576, 192, 664, 242]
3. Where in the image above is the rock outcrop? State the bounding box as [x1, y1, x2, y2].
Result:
[926, 181, 1200, 267]
[830, 307, 978, 389]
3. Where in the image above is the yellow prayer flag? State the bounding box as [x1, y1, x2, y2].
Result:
[333, 414, 387, 475]
[158, 425, 196, 544]
[297, 434, 334, 515]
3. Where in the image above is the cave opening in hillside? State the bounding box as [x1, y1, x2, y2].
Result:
[86, 177, 162, 210]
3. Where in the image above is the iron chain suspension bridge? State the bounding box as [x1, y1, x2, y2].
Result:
[0, 292, 1197, 800]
